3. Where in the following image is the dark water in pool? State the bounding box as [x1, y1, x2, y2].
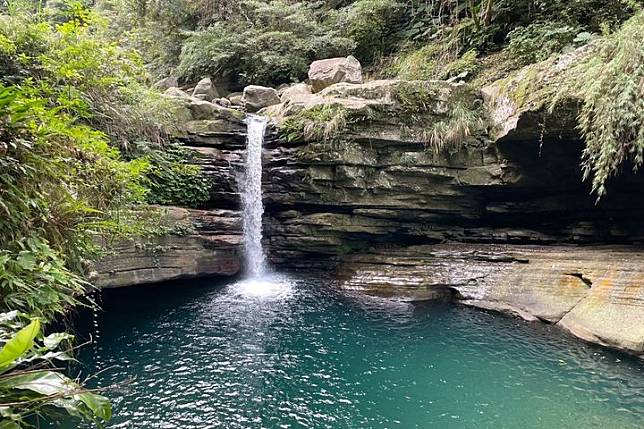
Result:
[61, 274, 643, 428]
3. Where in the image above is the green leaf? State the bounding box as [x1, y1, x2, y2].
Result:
[0, 420, 21, 429]
[15, 252, 36, 271]
[75, 391, 112, 421]
[0, 319, 40, 372]
[0, 371, 111, 422]
[0, 370, 72, 396]
[43, 332, 74, 350]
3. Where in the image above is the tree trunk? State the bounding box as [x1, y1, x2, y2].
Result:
[468, 0, 481, 29]
[482, 0, 494, 26]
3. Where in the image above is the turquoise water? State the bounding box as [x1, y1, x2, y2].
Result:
[67, 275, 643, 428]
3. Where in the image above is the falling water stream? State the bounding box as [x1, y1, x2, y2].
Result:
[241, 114, 269, 278]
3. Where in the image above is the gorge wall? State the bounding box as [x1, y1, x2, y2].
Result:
[94, 66, 644, 357]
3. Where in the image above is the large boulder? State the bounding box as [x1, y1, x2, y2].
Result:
[164, 87, 191, 99]
[192, 77, 219, 100]
[154, 76, 179, 90]
[308, 56, 363, 93]
[228, 92, 243, 106]
[242, 85, 281, 112]
[280, 82, 312, 104]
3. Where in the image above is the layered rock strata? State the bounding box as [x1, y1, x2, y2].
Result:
[95, 53, 644, 355]
[334, 244, 644, 357]
[92, 207, 242, 288]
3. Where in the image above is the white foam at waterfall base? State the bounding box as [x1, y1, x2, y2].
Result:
[231, 274, 294, 300]
[237, 115, 293, 299]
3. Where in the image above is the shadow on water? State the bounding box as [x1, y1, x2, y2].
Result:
[55, 273, 644, 429]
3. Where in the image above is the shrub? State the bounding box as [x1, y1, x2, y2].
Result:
[281, 104, 352, 143]
[177, 0, 354, 87]
[0, 83, 148, 313]
[340, 0, 405, 62]
[392, 81, 487, 153]
[553, 11, 644, 198]
[143, 144, 212, 208]
[0, 2, 180, 147]
[385, 43, 441, 80]
[507, 22, 582, 65]
[0, 313, 111, 428]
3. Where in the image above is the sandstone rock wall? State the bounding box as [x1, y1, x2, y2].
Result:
[334, 244, 644, 357]
[163, 78, 644, 356]
[173, 81, 644, 263]
[93, 207, 242, 288]
[95, 71, 644, 356]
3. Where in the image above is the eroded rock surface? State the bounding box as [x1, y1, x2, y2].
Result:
[333, 244, 644, 357]
[97, 54, 644, 355]
[93, 207, 242, 288]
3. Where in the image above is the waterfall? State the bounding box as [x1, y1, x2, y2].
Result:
[241, 114, 268, 278]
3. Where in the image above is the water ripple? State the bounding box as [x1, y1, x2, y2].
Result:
[58, 275, 644, 429]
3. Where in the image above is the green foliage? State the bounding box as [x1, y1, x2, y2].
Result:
[0, 312, 111, 428]
[336, 0, 404, 62]
[0, 238, 89, 322]
[281, 104, 358, 143]
[386, 37, 479, 81]
[535, 0, 640, 33]
[384, 43, 442, 80]
[507, 22, 583, 65]
[0, 2, 180, 146]
[0, 82, 147, 317]
[392, 81, 487, 152]
[379, 0, 640, 81]
[144, 144, 212, 208]
[282, 81, 486, 154]
[177, 0, 354, 87]
[553, 11, 644, 198]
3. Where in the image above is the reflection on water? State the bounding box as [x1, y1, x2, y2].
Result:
[60, 275, 643, 429]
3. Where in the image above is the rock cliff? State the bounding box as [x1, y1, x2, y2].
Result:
[94, 56, 644, 356]
[93, 207, 242, 288]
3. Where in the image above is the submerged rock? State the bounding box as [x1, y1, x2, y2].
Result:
[308, 56, 363, 93]
[242, 85, 281, 112]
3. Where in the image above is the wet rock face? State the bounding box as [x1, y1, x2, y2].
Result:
[157, 75, 644, 356]
[99, 62, 644, 354]
[171, 79, 644, 263]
